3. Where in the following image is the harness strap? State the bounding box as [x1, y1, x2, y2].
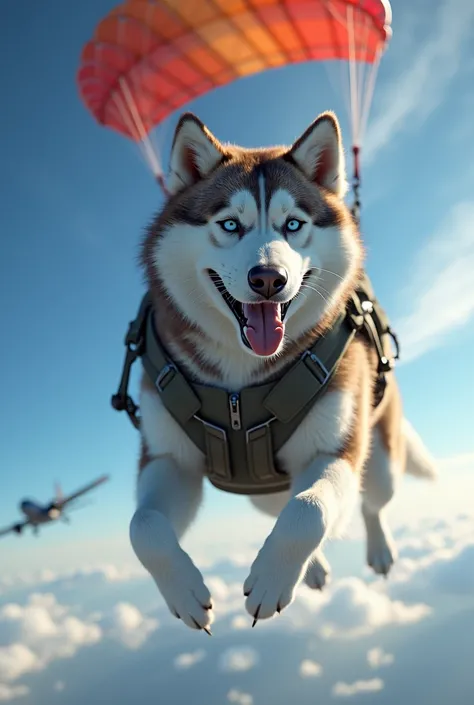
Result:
[141, 313, 201, 425]
[264, 313, 354, 423]
[111, 277, 399, 495]
[137, 305, 357, 494]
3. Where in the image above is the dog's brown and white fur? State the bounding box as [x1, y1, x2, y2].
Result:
[129, 111, 436, 633]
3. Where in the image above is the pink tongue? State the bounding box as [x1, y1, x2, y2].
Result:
[243, 303, 284, 356]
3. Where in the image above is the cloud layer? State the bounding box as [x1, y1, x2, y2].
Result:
[0, 506, 473, 702]
[0, 592, 158, 693]
[332, 678, 384, 698]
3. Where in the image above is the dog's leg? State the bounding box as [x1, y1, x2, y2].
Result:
[244, 454, 360, 622]
[250, 492, 332, 590]
[362, 423, 401, 577]
[129, 455, 213, 632]
[244, 343, 373, 622]
[303, 544, 331, 590]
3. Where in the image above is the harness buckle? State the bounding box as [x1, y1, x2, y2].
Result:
[155, 363, 178, 393]
[111, 293, 152, 431]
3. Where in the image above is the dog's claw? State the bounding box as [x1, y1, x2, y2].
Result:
[191, 617, 204, 631]
[251, 604, 261, 627]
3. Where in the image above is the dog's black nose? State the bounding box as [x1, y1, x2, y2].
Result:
[247, 265, 288, 299]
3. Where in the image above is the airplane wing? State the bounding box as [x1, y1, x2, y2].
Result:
[0, 518, 31, 538]
[55, 474, 110, 508]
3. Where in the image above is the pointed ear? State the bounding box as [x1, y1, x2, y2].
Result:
[167, 113, 225, 195]
[286, 112, 347, 198]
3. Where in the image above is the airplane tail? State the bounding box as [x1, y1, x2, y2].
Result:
[54, 481, 64, 503]
[403, 418, 438, 481]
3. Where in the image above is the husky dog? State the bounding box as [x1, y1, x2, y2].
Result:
[129, 111, 436, 633]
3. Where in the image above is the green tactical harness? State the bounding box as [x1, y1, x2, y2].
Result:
[111, 273, 399, 496]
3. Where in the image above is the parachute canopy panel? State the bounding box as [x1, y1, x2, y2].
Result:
[77, 0, 392, 142]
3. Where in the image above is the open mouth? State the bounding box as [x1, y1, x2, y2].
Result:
[208, 270, 302, 357]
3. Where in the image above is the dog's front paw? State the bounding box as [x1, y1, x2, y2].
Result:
[129, 508, 213, 633]
[156, 551, 214, 633]
[243, 539, 309, 624]
[304, 550, 331, 590]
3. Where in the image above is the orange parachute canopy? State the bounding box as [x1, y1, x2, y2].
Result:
[77, 0, 392, 186]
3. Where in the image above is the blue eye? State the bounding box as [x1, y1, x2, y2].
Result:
[285, 218, 305, 233]
[218, 219, 240, 233]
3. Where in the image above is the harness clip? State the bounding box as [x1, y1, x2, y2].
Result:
[155, 363, 177, 393]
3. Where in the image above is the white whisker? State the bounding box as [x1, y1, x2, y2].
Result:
[300, 283, 331, 305]
[311, 267, 344, 281]
[304, 276, 333, 298]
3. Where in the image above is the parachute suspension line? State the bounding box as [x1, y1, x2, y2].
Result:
[113, 94, 152, 170]
[359, 44, 382, 145]
[356, 15, 370, 142]
[346, 5, 362, 224]
[117, 78, 169, 195]
[346, 5, 360, 150]
[320, 3, 384, 225]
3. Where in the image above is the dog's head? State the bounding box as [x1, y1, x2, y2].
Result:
[143, 112, 363, 359]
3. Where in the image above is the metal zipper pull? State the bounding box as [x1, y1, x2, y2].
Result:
[228, 393, 241, 430]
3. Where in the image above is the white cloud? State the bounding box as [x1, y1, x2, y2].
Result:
[393, 201, 474, 363]
[227, 689, 253, 705]
[332, 678, 384, 698]
[293, 578, 431, 639]
[174, 649, 206, 670]
[205, 576, 245, 619]
[367, 647, 394, 669]
[0, 591, 159, 698]
[0, 683, 30, 702]
[231, 615, 251, 631]
[219, 647, 260, 673]
[0, 644, 38, 683]
[0, 564, 145, 597]
[394, 534, 474, 597]
[299, 659, 323, 678]
[100, 603, 159, 650]
[365, 0, 474, 162]
[430, 542, 474, 593]
[0, 593, 101, 683]
[391, 514, 474, 595]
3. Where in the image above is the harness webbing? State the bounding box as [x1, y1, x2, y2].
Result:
[111, 277, 399, 495]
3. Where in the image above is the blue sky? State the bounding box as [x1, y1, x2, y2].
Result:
[1, 0, 474, 701]
[2, 0, 472, 566]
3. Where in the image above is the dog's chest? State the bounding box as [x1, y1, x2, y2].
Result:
[140, 380, 354, 487]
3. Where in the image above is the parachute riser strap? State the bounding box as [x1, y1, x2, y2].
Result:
[110, 294, 152, 430]
[347, 291, 400, 408]
[156, 173, 170, 197]
[351, 145, 361, 225]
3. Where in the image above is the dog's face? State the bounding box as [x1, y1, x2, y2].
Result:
[145, 112, 362, 359]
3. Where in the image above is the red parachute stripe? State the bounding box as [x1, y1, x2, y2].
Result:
[77, 0, 392, 140]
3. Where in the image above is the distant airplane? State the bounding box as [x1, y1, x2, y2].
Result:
[0, 475, 110, 538]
